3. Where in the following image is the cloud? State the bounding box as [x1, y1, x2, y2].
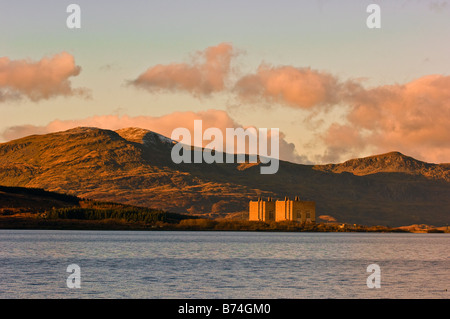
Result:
[1, 110, 238, 142]
[316, 124, 368, 164]
[230, 58, 450, 164]
[3, 43, 448, 164]
[1, 109, 307, 164]
[319, 75, 450, 163]
[0, 52, 89, 102]
[234, 63, 354, 109]
[130, 43, 236, 97]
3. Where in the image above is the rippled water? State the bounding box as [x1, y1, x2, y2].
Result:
[0, 230, 448, 299]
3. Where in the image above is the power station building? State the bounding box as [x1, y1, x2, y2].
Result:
[249, 196, 315, 223]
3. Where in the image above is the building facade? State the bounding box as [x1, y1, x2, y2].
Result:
[248, 197, 275, 221]
[249, 196, 315, 223]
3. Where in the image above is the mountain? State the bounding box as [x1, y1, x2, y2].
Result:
[314, 151, 450, 181]
[0, 127, 449, 227]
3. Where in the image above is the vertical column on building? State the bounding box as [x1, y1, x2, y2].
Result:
[258, 197, 261, 220]
[261, 200, 265, 221]
[284, 196, 289, 220]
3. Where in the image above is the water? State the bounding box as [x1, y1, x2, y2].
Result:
[0, 230, 448, 299]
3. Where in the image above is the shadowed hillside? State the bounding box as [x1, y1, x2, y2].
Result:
[0, 185, 80, 214]
[0, 127, 449, 227]
[0, 185, 192, 229]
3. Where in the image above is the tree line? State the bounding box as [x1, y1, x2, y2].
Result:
[45, 203, 187, 224]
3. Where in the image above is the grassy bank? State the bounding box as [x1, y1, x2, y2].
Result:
[1, 213, 448, 232]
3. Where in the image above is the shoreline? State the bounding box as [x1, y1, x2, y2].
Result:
[0, 216, 448, 233]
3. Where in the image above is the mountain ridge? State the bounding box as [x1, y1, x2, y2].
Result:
[313, 151, 450, 181]
[0, 126, 449, 226]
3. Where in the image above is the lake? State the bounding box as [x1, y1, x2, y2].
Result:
[0, 230, 448, 299]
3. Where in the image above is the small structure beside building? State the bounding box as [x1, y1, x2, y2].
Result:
[249, 196, 315, 223]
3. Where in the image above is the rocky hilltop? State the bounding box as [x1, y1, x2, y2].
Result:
[314, 151, 450, 181]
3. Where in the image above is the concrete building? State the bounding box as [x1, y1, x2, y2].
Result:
[249, 196, 315, 223]
[248, 197, 275, 221]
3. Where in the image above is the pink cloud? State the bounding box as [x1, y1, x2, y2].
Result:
[0, 52, 89, 102]
[320, 75, 450, 163]
[130, 43, 236, 96]
[234, 63, 351, 109]
[232, 58, 450, 163]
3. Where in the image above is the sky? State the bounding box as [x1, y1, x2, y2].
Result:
[1, 0, 450, 164]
